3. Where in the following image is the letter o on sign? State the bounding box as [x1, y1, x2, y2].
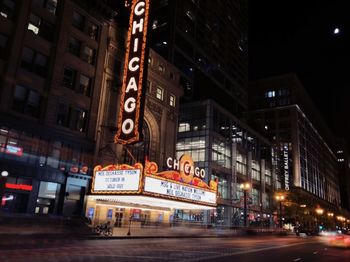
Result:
[122, 119, 134, 135]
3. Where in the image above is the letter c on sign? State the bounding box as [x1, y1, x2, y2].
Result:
[124, 97, 136, 113]
[128, 57, 140, 72]
[122, 119, 134, 135]
[166, 157, 173, 169]
[134, 1, 145, 16]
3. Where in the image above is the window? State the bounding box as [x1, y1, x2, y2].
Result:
[178, 122, 190, 132]
[67, 37, 81, 56]
[72, 11, 84, 30]
[156, 86, 164, 100]
[21, 47, 48, 77]
[12, 85, 41, 117]
[169, 94, 175, 107]
[0, 0, 15, 19]
[34, 0, 57, 15]
[81, 45, 95, 65]
[63, 68, 76, 89]
[0, 33, 8, 59]
[78, 74, 92, 96]
[56, 103, 88, 132]
[63, 68, 92, 97]
[265, 90, 275, 98]
[86, 21, 98, 40]
[158, 64, 164, 72]
[70, 107, 87, 132]
[56, 103, 69, 127]
[28, 14, 40, 34]
[28, 13, 54, 41]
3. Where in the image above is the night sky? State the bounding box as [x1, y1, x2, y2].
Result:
[249, 0, 349, 147]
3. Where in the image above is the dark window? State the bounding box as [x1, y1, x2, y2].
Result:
[86, 21, 98, 40]
[56, 103, 87, 132]
[34, 0, 57, 15]
[21, 47, 48, 77]
[81, 45, 95, 65]
[12, 85, 41, 117]
[28, 13, 54, 41]
[0, 0, 16, 19]
[70, 107, 87, 132]
[56, 103, 69, 127]
[67, 37, 81, 56]
[63, 68, 76, 89]
[72, 11, 84, 30]
[0, 33, 8, 59]
[78, 74, 91, 96]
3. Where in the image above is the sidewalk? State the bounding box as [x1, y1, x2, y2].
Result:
[0, 214, 289, 240]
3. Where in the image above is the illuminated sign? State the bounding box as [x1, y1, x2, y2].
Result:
[5, 183, 32, 191]
[144, 176, 217, 206]
[166, 154, 206, 183]
[283, 144, 290, 191]
[0, 144, 23, 156]
[92, 169, 141, 193]
[115, 0, 150, 144]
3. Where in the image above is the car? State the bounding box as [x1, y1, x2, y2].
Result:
[328, 234, 350, 248]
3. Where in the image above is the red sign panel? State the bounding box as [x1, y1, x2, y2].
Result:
[5, 183, 32, 191]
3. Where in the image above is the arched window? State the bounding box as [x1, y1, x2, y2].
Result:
[123, 121, 150, 164]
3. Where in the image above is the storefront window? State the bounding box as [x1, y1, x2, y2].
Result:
[252, 188, 260, 206]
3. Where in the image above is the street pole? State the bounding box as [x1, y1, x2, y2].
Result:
[279, 201, 282, 229]
[127, 215, 132, 236]
[244, 190, 247, 227]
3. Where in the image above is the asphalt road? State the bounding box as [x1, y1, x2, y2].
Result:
[1, 235, 349, 262]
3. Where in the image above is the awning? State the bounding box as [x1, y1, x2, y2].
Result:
[88, 195, 215, 210]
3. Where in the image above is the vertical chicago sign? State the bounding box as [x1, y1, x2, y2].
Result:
[115, 0, 150, 144]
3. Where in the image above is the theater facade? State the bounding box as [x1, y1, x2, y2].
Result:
[86, 154, 217, 227]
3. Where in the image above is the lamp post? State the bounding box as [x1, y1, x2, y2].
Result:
[240, 182, 250, 227]
[0, 170, 9, 207]
[315, 207, 324, 232]
[275, 194, 285, 228]
[127, 214, 132, 236]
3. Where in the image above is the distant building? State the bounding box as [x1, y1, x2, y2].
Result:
[177, 100, 276, 226]
[249, 74, 341, 218]
[336, 139, 350, 212]
[150, 0, 248, 116]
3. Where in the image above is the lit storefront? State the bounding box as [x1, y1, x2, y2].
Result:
[86, 154, 217, 227]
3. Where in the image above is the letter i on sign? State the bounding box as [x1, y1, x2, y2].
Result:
[115, 0, 150, 145]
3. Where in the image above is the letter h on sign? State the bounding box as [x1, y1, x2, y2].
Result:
[115, 0, 150, 145]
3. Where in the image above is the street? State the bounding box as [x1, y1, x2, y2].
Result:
[1, 235, 350, 262]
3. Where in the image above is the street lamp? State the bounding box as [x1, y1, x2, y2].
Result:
[275, 194, 285, 228]
[240, 182, 250, 227]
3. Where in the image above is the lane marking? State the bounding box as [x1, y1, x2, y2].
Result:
[181, 241, 319, 262]
[293, 259, 302, 262]
[313, 251, 318, 254]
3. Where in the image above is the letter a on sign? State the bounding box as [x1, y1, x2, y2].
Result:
[115, 0, 150, 145]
